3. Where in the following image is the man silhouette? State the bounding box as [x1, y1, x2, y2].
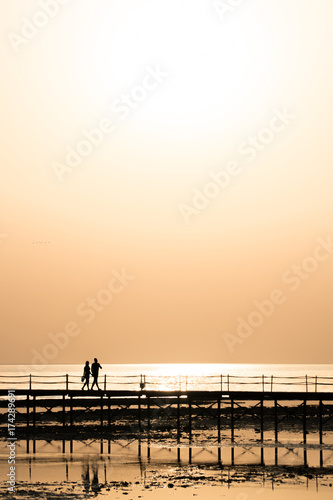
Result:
[91, 358, 102, 390]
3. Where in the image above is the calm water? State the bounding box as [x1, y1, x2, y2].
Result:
[1, 363, 333, 392]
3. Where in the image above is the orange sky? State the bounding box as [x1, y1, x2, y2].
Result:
[1, 0, 333, 366]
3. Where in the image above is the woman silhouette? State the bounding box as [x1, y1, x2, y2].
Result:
[82, 361, 91, 390]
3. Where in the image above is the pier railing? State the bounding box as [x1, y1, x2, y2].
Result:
[0, 374, 333, 392]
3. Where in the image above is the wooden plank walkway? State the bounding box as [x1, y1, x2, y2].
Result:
[1, 388, 333, 399]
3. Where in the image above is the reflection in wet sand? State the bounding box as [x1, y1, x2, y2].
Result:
[81, 460, 101, 495]
[0, 438, 333, 498]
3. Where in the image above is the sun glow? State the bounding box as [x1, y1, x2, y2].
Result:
[95, 0, 265, 126]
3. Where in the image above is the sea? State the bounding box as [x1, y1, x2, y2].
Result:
[1, 363, 333, 392]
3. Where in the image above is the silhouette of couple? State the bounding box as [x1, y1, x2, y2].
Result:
[82, 358, 102, 390]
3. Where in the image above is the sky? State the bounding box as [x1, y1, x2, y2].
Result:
[1, 0, 333, 366]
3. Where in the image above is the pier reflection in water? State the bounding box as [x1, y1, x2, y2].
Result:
[1, 438, 333, 493]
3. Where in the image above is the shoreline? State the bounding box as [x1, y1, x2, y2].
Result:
[1, 462, 333, 499]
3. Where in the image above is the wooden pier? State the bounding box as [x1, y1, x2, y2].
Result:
[1, 373, 333, 460]
[1, 388, 333, 451]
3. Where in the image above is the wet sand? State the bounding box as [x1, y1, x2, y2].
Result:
[1, 462, 333, 499]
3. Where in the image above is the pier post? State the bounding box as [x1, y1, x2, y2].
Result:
[147, 396, 151, 459]
[26, 393, 30, 453]
[274, 399, 278, 442]
[100, 396, 103, 427]
[62, 395, 66, 427]
[218, 397, 221, 463]
[217, 398, 221, 444]
[303, 404, 308, 471]
[26, 394, 30, 431]
[177, 397, 181, 442]
[108, 396, 111, 428]
[29, 374, 32, 390]
[189, 399, 192, 443]
[319, 399, 323, 445]
[303, 400, 307, 444]
[147, 396, 151, 435]
[70, 396, 73, 428]
[260, 399, 264, 442]
[138, 396, 142, 432]
[104, 374, 107, 391]
[230, 399, 234, 443]
[32, 396, 36, 428]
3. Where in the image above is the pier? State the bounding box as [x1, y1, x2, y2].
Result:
[1, 373, 332, 464]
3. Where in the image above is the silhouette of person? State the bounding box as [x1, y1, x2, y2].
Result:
[82, 361, 91, 390]
[91, 462, 100, 494]
[81, 462, 90, 493]
[91, 358, 102, 390]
